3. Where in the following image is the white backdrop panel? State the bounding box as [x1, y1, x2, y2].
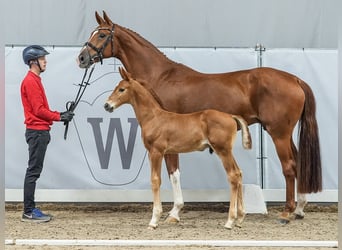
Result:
[5, 47, 337, 201]
[263, 49, 338, 189]
[5, 47, 259, 191]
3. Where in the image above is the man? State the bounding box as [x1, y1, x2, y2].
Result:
[20, 45, 74, 222]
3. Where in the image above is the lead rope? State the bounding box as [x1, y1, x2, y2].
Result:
[64, 65, 95, 140]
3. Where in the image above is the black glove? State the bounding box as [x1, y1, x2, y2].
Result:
[60, 111, 74, 122]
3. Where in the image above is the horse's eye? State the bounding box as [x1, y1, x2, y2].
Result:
[99, 33, 106, 39]
[119, 88, 125, 92]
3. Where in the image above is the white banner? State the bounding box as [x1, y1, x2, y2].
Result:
[263, 49, 338, 190]
[5, 47, 337, 201]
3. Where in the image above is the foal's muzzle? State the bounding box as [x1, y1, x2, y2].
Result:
[104, 103, 114, 113]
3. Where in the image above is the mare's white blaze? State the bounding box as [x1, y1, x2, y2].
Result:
[80, 30, 99, 53]
[168, 169, 184, 221]
[90, 30, 99, 39]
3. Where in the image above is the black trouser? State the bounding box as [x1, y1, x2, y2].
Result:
[24, 129, 50, 214]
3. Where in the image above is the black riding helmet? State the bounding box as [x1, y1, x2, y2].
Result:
[22, 45, 49, 65]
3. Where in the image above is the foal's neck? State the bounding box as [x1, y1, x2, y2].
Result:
[130, 82, 163, 125]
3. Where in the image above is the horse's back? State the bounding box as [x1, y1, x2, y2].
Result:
[160, 67, 305, 128]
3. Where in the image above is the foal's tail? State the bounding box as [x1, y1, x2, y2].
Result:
[297, 80, 322, 193]
[232, 115, 252, 150]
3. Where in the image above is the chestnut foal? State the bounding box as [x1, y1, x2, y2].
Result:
[104, 67, 252, 229]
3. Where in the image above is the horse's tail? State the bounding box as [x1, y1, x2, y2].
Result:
[297, 80, 322, 193]
[232, 115, 252, 150]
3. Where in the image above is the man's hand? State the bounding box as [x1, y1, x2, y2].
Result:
[60, 111, 74, 122]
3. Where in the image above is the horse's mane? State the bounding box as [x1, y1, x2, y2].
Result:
[116, 24, 174, 63]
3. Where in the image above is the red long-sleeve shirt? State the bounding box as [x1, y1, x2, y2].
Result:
[20, 71, 61, 130]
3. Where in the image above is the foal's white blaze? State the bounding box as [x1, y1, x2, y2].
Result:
[168, 169, 184, 221]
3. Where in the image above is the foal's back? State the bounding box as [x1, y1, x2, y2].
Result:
[143, 109, 238, 154]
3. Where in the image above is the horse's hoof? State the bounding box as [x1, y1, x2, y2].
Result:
[294, 213, 305, 220]
[278, 211, 291, 225]
[235, 220, 243, 228]
[224, 222, 233, 229]
[148, 225, 157, 230]
[165, 216, 179, 224]
[148, 223, 158, 230]
[277, 218, 290, 225]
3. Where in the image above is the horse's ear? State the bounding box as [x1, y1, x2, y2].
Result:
[103, 11, 113, 24]
[119, 67, 129, 81]
[95, 11, 105, 25]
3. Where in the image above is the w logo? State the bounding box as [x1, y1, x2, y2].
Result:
[73, 91, 148, 186]
[68, 67, 149, 186]
[87, 117, 138, 170]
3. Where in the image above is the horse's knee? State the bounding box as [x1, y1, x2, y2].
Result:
[282, 163, 296, 179]
[151, 175, 161, 190]
[228, 169, 242, 185]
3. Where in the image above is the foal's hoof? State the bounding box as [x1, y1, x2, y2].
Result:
[235, 222, 243, 228]
[165, 216, 180, 224]
[224, 222, 233, 230]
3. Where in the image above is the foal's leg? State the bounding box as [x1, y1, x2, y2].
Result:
[148, 150, 164, 229]
[218, 152, 244, 229]
[164, 154, 184, 223]
[235, 177, 245, 227]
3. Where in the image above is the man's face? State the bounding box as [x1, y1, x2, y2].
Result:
[37, 56, 47, 72]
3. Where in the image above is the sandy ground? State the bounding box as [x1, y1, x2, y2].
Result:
[5, 202, 338, 250]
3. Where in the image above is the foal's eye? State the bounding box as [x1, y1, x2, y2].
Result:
[119, 88, 125, 92]
[99, 33, 106, 39]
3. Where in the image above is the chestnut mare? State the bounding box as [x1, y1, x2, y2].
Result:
[104, 67, 252, 229]
[78, 11, 322, 223]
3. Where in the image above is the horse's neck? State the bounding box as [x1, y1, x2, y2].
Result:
[130, 82, 162, 125]
[115, 25, 172, 81]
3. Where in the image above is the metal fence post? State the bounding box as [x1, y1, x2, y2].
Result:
[255, 44, 267, 189]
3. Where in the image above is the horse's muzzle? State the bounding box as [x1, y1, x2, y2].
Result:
[104, 103, 114, 113]
[78, 49, 92, 69]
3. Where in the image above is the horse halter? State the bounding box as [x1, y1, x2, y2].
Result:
[83, 24, 115, 65]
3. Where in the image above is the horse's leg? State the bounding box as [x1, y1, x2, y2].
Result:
[148, 150, 163, 229]
[217, 151, 243, 229]
[294, 193, 307, 219]
[164, 154, 184, 223]
[271, 136, 297, 223]
[290, 140, 308, 219]
[235, 178, 245, 227]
